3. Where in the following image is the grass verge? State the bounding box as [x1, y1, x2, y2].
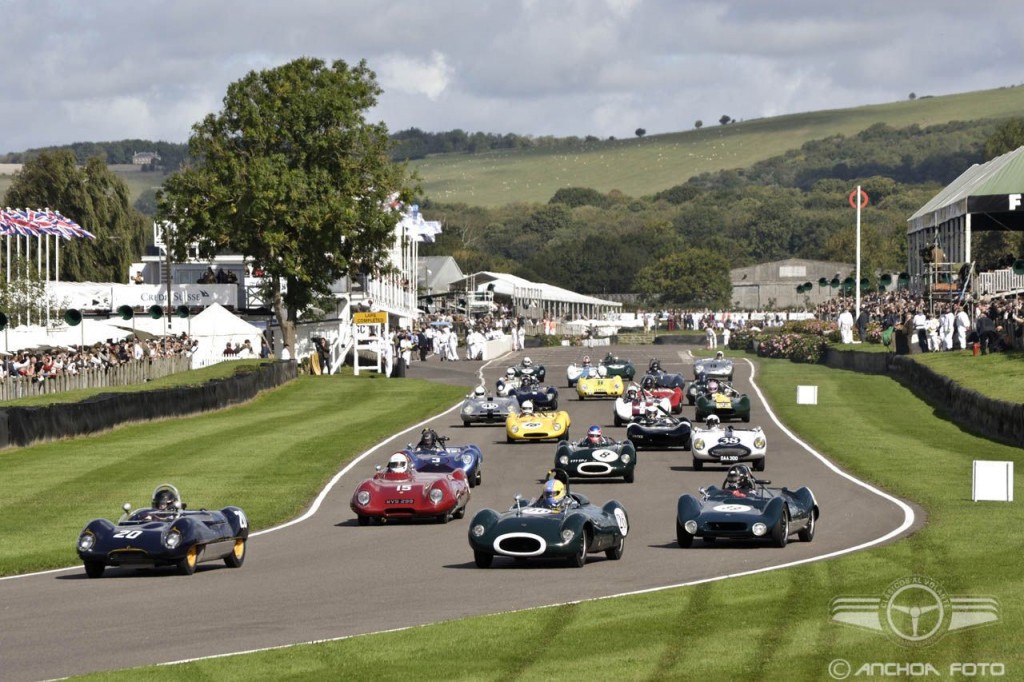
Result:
[70, 356, 1024, 681]
[0, 374, 467, 576]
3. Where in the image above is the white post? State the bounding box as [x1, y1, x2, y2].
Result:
[855, 185, 862, 320]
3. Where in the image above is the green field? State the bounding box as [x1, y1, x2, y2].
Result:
[410, 86, 1024, 205]
[6, 352, 1015, 681]
[5, 85, 1024, 210]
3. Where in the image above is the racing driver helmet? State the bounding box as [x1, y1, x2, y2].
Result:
[715, 350, 724, 360]
[152, 484, 180, 511]
[587, 424, 604, 445]
[582, 355, 591, 366]
[473, 386, 486, 398]
[506, 367, 517, 378]
[520, 400, 534, 416]
[543, 478, 566, 507]
[522, 357, 533, 368]
[704, 414, 721, 429]
[387, 452, 409, 475]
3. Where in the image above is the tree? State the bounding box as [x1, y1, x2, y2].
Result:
[694, 120, 703, 130]
[719, 115, 732, 126]
[908, 92, 917, 100]
[983, 117, 1024, 160]
[156, 57, 414, 351]
[3, 150, 148, 282]
[634, 249, 731, 308]
[635, 128, 646, 138]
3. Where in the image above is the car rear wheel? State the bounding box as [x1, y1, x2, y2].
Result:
[177, 545, 199, 575]
[624, 469, 635, 484]
[506, 435, 514, 444]
[676, 520, 694, 548]
[437, 512, 450, 524]
[474, 551, 493, 568]
[224, 538, 246, 568]
[84, 561, 105, 579]
[798, 510, 816, 542]
[356, 514, 370, 526]
[772, 512, 790, 548]
[742, 415, 750, 423]
[605, 535, 624, 560]
[753, 458, 765, 472]
[613, 414, 623, 427]
[568, 531, 589, 568]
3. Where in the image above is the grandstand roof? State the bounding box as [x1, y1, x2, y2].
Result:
[453, 271, 621, 309]
[909, 145, 1024, 232]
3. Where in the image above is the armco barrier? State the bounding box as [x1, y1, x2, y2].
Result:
[823, 348, 1024, 447]
[0, 361, 296, 449]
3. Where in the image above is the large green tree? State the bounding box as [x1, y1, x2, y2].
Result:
[157, 57, 413, 350]
[634, 249, 731, 308]
[3, 150, 148, 282]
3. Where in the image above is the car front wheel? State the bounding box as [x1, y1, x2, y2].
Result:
[676, 520, 694, 548]
[772, 512, 790, 548]
[798, 511, 816, 542]
[474, 551, 493, 568]
[569, 531, 589, 568]
[605, 536, 624, 560]
[177, 545, 199, 575]
[84, 562, 105, 579]
[224, 538, 246, 568]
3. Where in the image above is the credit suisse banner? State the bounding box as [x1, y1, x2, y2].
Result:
[46, 283, 239, 312]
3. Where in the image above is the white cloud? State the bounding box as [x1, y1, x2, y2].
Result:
[377, 51, 453, 100]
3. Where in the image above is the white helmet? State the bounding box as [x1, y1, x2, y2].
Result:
[522, 357, 532, 367]
[387, 453, 408, 474]
[506, 367, 516, 378]
[598, 365, 608, 377]
[646, 404, 659, 420]
[521, 400, 534, 415]
[715, 350, 724, 360]
[474, 386, 486, 398]
[705, 414, 721, 429]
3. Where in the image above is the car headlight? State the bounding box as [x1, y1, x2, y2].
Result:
[356, 490, 371, 506]
[558, 455, 568, 465]
[511, 426, 519, 434]
[462, 405, 473, 414]
[754, 436, 766, 448]
[693, 438, 705, 450]
[461, 454, 473, 464]
[77, 532, 95, 551]
[164, 528, 182, 549]
[752, 522, 768, 536]
[560, 529, 575, 543]
[695, 365, 704, 374]
[621, 454, 631, 464]
[552, 423, 561, 432]
[684, 520, 698, 534]
[429, 488, 444, 505]
[471, 524, 486, 537]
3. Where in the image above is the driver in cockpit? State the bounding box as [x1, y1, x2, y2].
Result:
[722, 465, 757, 496]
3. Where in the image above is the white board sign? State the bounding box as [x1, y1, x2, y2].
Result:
[972, 460, 1014, 502]
[796, 385, 818, 405]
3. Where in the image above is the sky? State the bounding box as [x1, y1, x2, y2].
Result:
[3, 0, 1023, 154]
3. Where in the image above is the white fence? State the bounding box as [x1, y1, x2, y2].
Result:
[1, 356, 191, 402]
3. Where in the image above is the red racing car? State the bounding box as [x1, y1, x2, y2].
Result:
[350, 452, 471, 525]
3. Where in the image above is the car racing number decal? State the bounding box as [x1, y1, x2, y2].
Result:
[522, 421, 542, 429]
[521, 507, 554, 515]
[396, 485, 412, 492]
[714, 394, 731, 405]
[480, 402, 498, 410]
[233, 509, 248, 529]
[613, 508, 629, 536]
[114, 530, 143, 539]
[713, 504, 751, 512]
[590, 448, 618, 463]
[718, 436, 741, 445]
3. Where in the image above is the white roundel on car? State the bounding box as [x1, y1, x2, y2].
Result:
[523, 421, 542, 429]
[713, 504, 752, 512]
[480, 402, 498, 409]
[521, 507, 554, 515]
[590, 448, 618, 462]
[613, 507, 629, 536]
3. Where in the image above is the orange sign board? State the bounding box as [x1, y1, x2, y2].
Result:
[353, 311, 388, 325]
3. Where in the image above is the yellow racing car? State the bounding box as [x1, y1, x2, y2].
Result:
[505, 400, 572, 443]
[576, 370, 625, 400]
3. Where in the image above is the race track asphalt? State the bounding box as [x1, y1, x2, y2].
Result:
[0, 344, 922, 681]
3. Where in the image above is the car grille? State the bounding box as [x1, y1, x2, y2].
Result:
[711, 447, 748, 458]
[497, 535, 543, 553]
[707, 521, 748, 531]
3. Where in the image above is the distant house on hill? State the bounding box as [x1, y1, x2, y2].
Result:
[132, 151, 160, 166]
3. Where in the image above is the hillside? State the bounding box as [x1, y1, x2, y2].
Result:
[410, 86, 1024, 206]
[3, 85, 1024, 213]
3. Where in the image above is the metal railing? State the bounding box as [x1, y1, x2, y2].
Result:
[0, 356, 192, 402]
